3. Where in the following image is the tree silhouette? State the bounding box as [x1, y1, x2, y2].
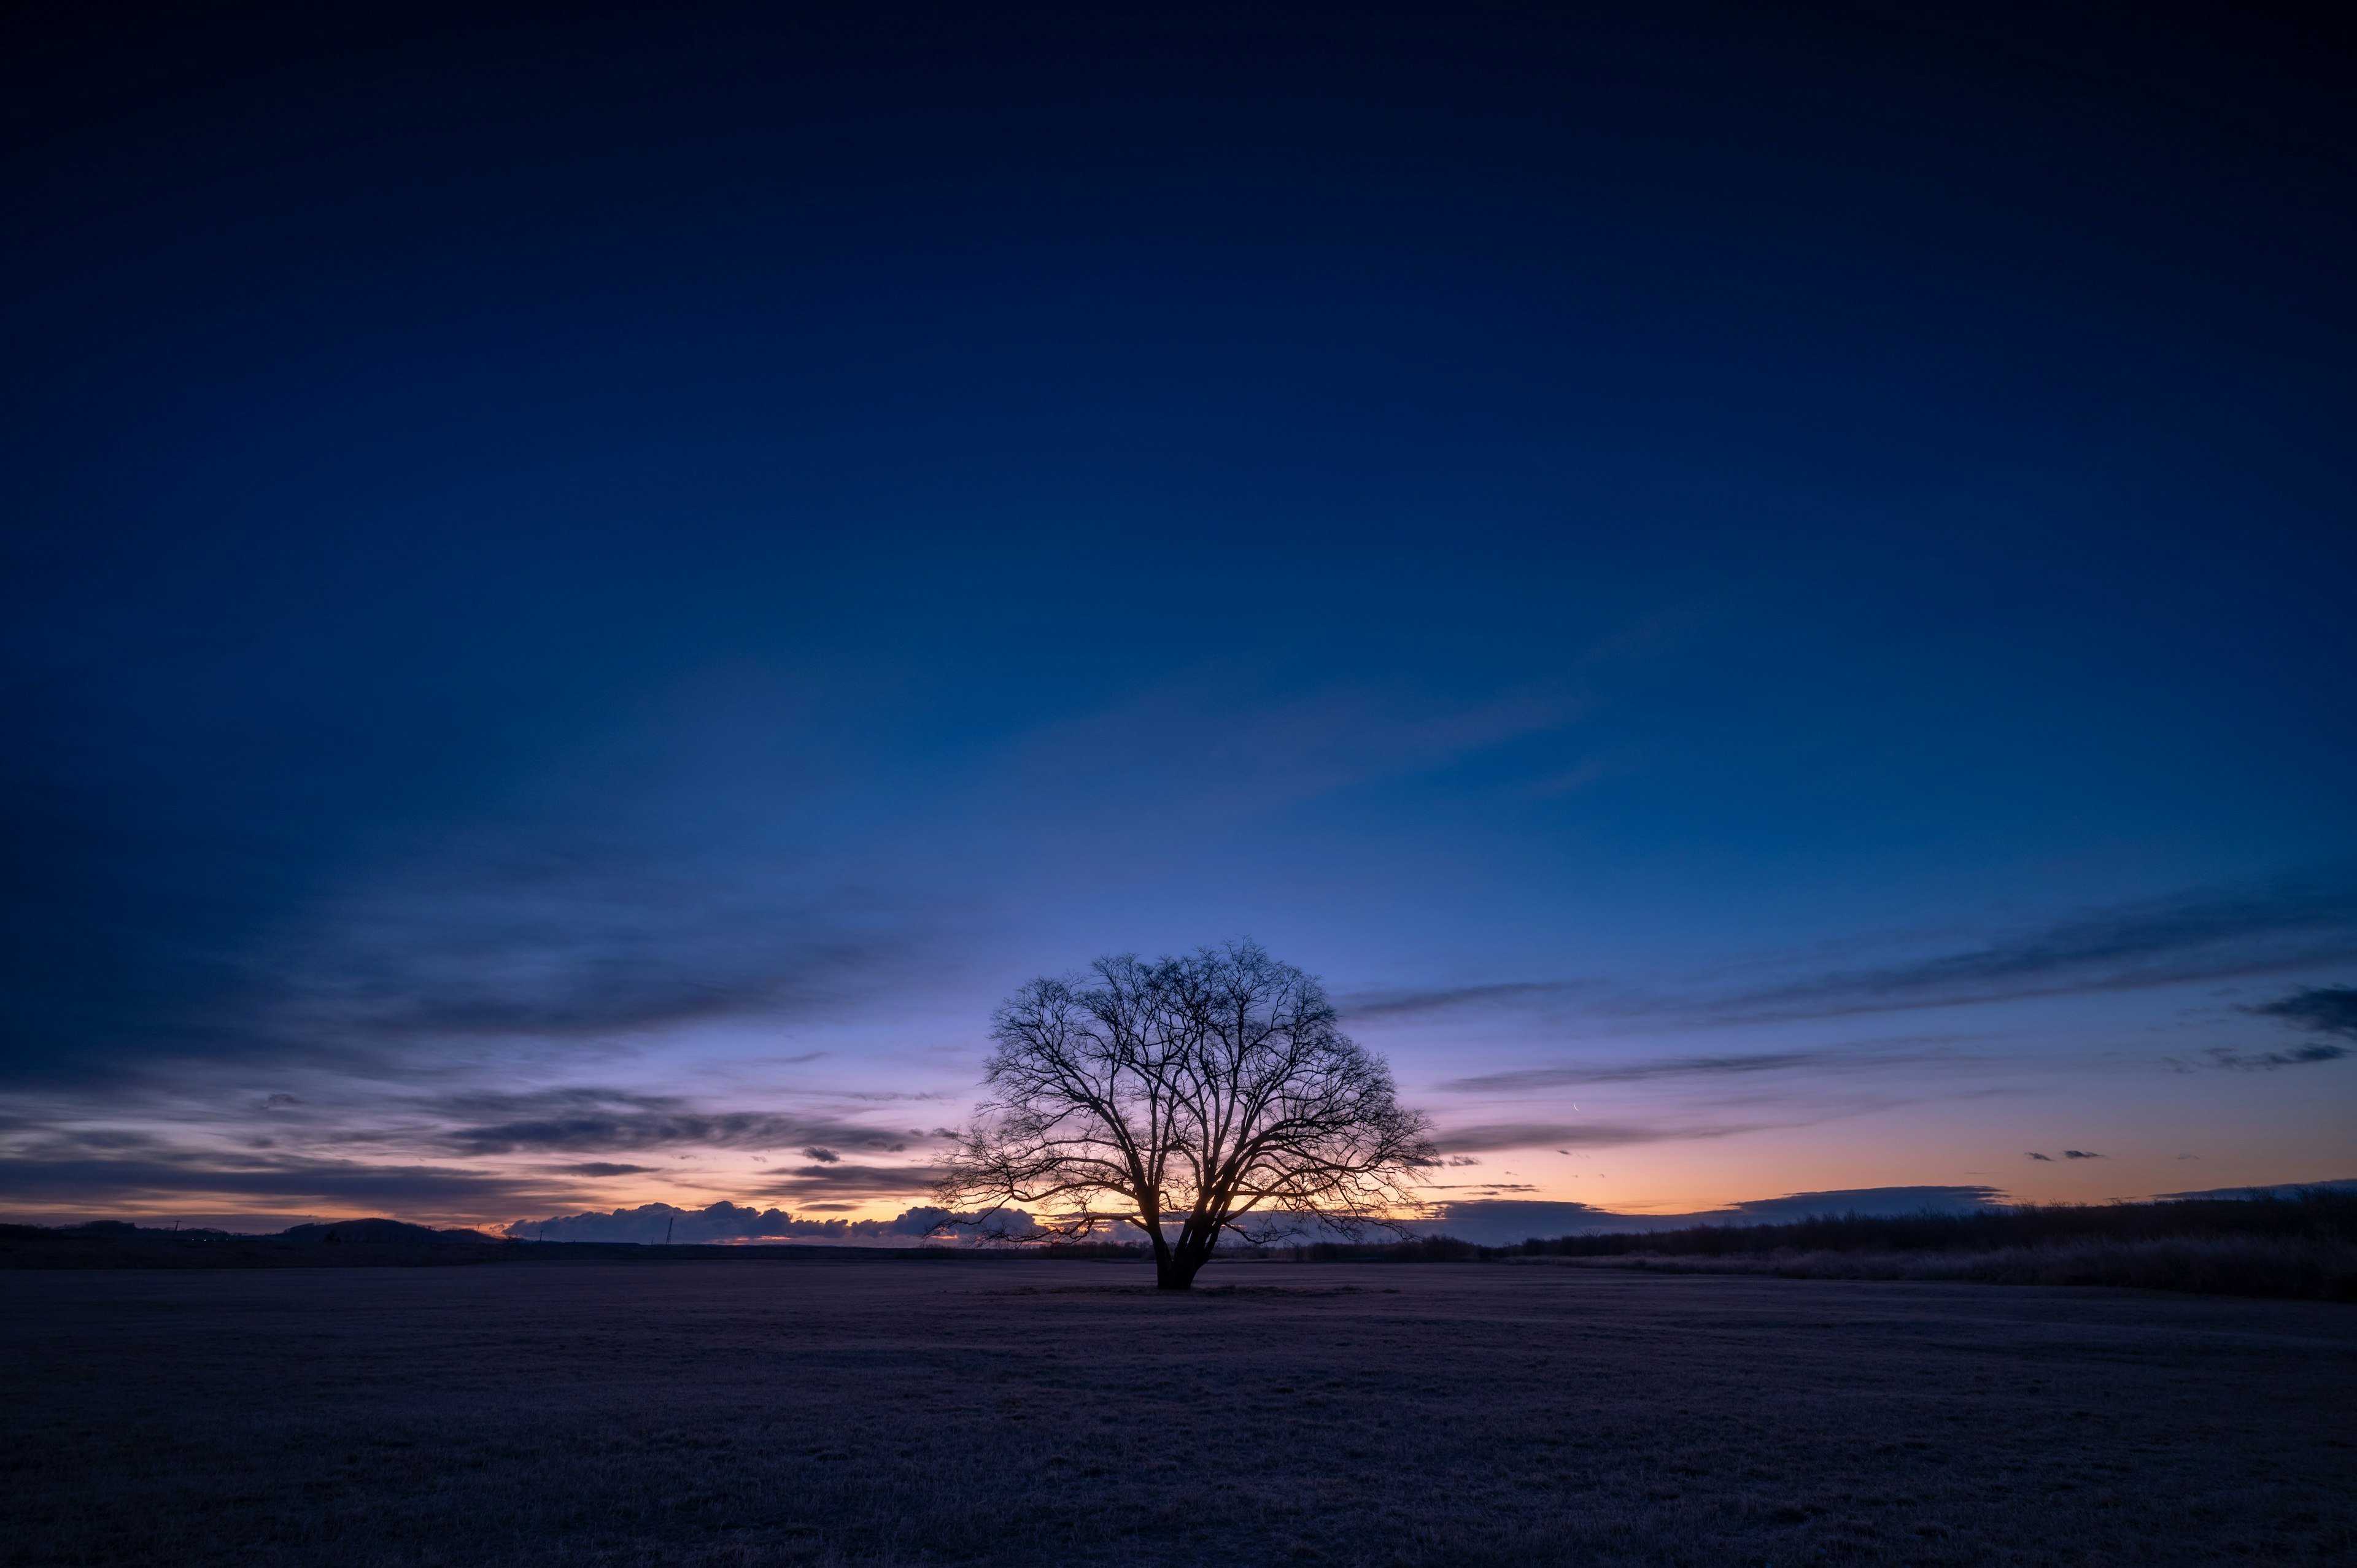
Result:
[937, 940, 1436, 1289]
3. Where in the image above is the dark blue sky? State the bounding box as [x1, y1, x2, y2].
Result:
[5, 2, 2351, 1231]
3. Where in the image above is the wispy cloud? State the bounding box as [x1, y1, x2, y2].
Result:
[505, 1201, 966, 1245]
[1429, 1120, 1752, 1154]
[1406, 1186, 2007, 1244]
[2158, 1179, 2357, 1201]
[1347, 980, 1601, 1022]
[0, 1149, 554, 1209]
[258, 846, 941, 1048]
[0, 1068, 956, 1229]
[985, 675, 1583, 840]
[1348, 871, 2357, 1028]
[1436, 1038, 1976, 1093]
[443, 1108, 911, 1157]
[3, 741, 967, 1086]
[1520, 750, 1639, 798]
[754, 1161, 945, 1202]
[2180, 1042, 2350, 1072]
[2245, 984, 2357, 1039]
[1718, 876, 2357, 1021]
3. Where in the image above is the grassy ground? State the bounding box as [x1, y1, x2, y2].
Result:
[6, 1259, 2352, 1567]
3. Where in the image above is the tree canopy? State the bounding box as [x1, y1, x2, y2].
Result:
[936, 940, 1436, 1288]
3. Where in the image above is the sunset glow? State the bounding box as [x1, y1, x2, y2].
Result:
[4, 4, 2350, 1244]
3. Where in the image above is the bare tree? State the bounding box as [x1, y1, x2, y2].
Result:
[936, 939, 1437, 1289]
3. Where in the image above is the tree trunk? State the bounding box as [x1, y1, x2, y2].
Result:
[1154, 1251, 1202, 1289]
[1155, 1223, 1216, 1289]
[1144, 1213, 1180, 1286]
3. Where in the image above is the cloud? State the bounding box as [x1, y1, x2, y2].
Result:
[802, 1146, 840, 1163]
[505, 1200, 975, 1245]
[1430, 1121, 1749, 1154]
[1436, 1040, 1973, 1093]
[1716, 1186, 2008, 1222]
[2026, 1151, 2053, 1161]
[993, 676, 1584, 837]
[1404, 1186, 2008, 1245]
[21, 1127, 172, 1154]
[0, 1149, 551, 1209]
[756, 1161, 945, 1202]
[44, 673, 1574, 1083]
[1345, 981, 1592, 1022]
[1717, 875, 2357, 1019]
[2245, 984, 2357, 1040]
[259, 849, 939, 1047]
[2170, 981, 2357, 1069]
[0, 740, 962, 1084]
[1343, 871, 2357, 1029]
[0, 1078, 950, 1227]
[419, 1087, 654, 1118]
[443, 1108, 908, 1157]
[2155, 1179, 2357, 1201]
[2061, 1149, 2103, 1159]
[1519, 745, 1649, 798]
[1440, 1052, 1821, 1091]
[2183, 1043, 2351, 1072]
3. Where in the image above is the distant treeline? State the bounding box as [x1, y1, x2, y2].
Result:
[1512, 1189, 2357, 1257]
[0, 1219, 1166, 1270]
[10, 1193, 2350, 1298]
[0, 1217, 517, 1269]
[1266, 1190, 2357, 1301]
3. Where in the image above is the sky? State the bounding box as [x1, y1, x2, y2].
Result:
[4, 1, 2353, 1239]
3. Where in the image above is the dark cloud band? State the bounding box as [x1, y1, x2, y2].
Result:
[1347, 872, 2357, 1028]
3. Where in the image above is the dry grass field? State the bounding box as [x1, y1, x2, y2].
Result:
[6, 1258, 2352, 1567]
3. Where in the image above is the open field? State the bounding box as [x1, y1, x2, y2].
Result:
[6, 1260, 2353, 1567]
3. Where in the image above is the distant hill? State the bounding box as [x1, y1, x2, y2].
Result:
[0, 1218, 513, 1269]
[1402, 1186, 2011, 1246]
[0, 1220, 998, 1269]
[276, 1218, 498, 1246]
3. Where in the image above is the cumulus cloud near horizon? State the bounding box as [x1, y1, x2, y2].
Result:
[503, 1199, 1034, 1245]
[1404, 1185, 2011, 1245]
[508, 1185, 2022, 1250]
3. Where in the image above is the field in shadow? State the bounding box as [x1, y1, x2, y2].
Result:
[6, 1259, 2352, 1566]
